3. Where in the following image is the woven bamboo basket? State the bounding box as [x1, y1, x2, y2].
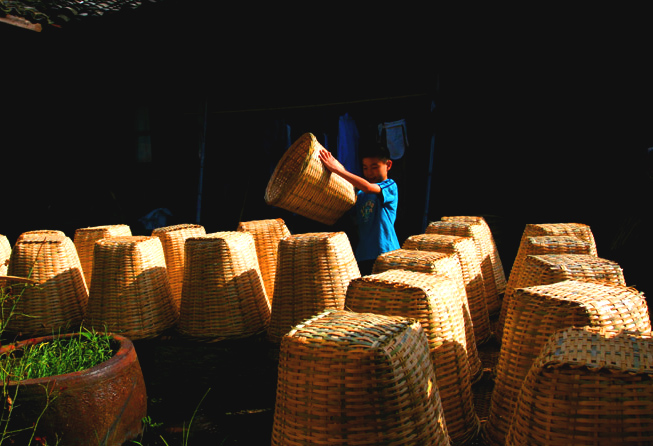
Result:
[345, 270, 479, 444]
[272, 309, 451, 446]
[73, 224, 132, 288]
[151, 223, 206, 312]
[506, 326, 653, 446]
[264, 132, 356, 225]
[237, 218, 291, 303]
[426, 219, 501, 316]
[442, 216, 507, 295]
[84, 236, 178, 340]
[177, 231, 270, 341]
[0, 234, 10, 276]
[497, 236, 594, 343]
[4, 232, 88, 337]
[403, 233, 491, 344]
[373, 248, 483, 382]
[267, 232, 360, 344]
[484, 280, 651, 446]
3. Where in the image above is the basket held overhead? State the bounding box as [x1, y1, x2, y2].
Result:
[0, 234, 10, 276]
[272, 309, 451, 446]
[264, 132, 356, 225]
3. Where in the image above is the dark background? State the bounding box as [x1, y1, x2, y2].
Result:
[2, 3, 652, 300]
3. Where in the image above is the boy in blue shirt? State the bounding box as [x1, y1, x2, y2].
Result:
[318, 143, 400, 275]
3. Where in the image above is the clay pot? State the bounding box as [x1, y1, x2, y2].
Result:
[1, 333, 147, 446]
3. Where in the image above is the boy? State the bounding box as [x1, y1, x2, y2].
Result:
[318, 143, 400, 275]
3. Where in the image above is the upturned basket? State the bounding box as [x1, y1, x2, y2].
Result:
[177, 231, 271, 341]
[345, 270, 479, 444]
[264, 132, 356, 225]
[152, 223, 206, 312]
[484, 280, 651, 446]
[267, 232, 360, 344]
[403, 233, 491, 344]
[4, 231, 88, 337]
[427, 219, 501, 316]
[0, 234, 10, 276]
[373, 248, 482, 381]
[73, 224, 133, 288]
[497, 236, 594, 343]
[442, 216, 507, 295]
[272, 309, 451, 446]
[237, 218, 291, 303]
[84, 236, 178, 340]
[506, 326, 653, 446]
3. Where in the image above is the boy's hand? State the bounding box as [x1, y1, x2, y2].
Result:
[318, 148, 346, 174]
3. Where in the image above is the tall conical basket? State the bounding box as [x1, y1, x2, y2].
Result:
[264, 133, 356, 225]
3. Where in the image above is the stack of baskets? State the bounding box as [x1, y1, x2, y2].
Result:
[267, 232, 360, 344]
[237, 218, 291, 302]
[73, 224, 133, 288]
[426, 219, 502, 316]
[177, 231, 270, 341]
[272, 309, 451, 446]
[506, 326, 653, 446]
[152, 223, 206, 312]
[373, 248, 483, 382]
[346, 270, 479, 444]
[264, 133, 356, 225]
[4, 231, 88, 337]
[85, 236, 178, 340]
[403, 233, 492, 344]
[484, 280, 651, 446]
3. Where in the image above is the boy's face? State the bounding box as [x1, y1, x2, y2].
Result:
[362, 157, 392, 183]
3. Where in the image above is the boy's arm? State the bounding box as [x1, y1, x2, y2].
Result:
[318, 149, 381, 194]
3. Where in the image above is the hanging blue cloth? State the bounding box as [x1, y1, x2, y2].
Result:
[337, 113, 361, 176]
[378, 119, 408, 160]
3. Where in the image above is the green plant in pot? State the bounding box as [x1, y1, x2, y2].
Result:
[1, 276, 148, 446]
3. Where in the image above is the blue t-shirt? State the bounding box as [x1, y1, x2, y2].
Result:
[354, 178, 400, 261]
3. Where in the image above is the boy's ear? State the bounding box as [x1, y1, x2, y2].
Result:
[386, 159, 393, 170]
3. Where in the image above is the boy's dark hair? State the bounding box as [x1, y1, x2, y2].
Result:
[360, 142, 391, 161]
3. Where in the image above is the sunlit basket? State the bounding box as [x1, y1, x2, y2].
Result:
[427, 219, 501, 316]
[177, 231, 270, 341]
[267, 232, 360, 344]
[403, 233, 491, 344]
[73, 224, 133, 288]
[497, 236, 594, 343]
[264, 132, 356, 225]
[237, 218, 291, 303]
[506, 326, 653, 446]
[152, 223, 206, 312]
[0, 234, 10, 276]
[484, 280, 651, 446]
[4, 232, 88, 337]
[272, 309, 451, 446]
[442, 216, 507, 295]
[373, 248, 483, 381]
[16, 229, 66, 241]
[85, 236, 178, 340]
[345, 270, 479, 444]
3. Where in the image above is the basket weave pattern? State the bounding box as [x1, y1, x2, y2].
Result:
[372, 248, 482, 381]
[427, 220, 502, 316]
[177, 231, 270, 341]
[345, 270, 479, 444]
[85, 236, 178, 340]
[237, 218, 291, 303]
[507, 326, 653, 446]
[152, 223, 206, 312]
[267, 232, 360, 343]
[264, 133, 356, 225]
[403, 233, 492, 344]
[5, 232, 88, 337]
[272, 309, 451, 446]
[73, 224, 132, 288]
[484, 280, 651, 446]
[497, 236, 595, 343]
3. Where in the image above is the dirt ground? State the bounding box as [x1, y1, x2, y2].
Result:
[129, 317, 501, 445]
